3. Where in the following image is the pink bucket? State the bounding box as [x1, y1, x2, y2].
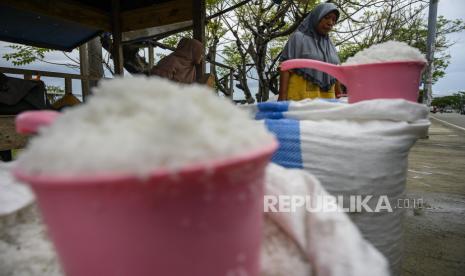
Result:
[14, 111, 277, 276]
[280, 59, 426, 103]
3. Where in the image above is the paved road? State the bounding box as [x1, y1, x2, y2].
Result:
[431, 112, 465, 130]
[403, 120, 465, 276]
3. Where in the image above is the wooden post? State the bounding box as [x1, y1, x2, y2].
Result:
[64, 77, 72, 95]
[148, 45, 154, 70]
[193, 0, 206, 81]
[112, 0, 124, 75]
[87, 37, 104, 93]
[79, 44, 90, 98]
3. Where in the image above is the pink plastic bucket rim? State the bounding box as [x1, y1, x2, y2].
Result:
[281, 59, 426, 69]
[339, 60, 425, 67]
[13, 140, 278, 186]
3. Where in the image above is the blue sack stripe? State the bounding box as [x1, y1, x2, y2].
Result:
[257, 101, 290, 112]
[321, 98, 341, 103]
[255, 101, 290, 120]
[264, 119, 303, 169]
[256, 112, 285, 120]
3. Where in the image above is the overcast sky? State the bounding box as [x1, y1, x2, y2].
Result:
[0, 0, 464, 99]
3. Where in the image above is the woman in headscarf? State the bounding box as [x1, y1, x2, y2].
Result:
[278, 2, 341, 101]
[151, 38, 203, 84]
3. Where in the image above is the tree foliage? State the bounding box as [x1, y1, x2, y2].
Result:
[432, 91, 465, 110]
[214, 0, 464, 101]
[3, 45, 52, 66]
[216, 0, 316, 101]
[337, 8, 465, 84]
[2, 45, 80, 68]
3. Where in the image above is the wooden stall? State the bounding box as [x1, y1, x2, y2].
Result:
[0, 0, 207, 158]
[0, 0, 206, 75]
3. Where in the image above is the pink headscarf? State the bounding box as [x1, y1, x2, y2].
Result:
[151, 38, 203, 84]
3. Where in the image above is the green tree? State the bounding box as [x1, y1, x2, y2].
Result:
[336, 1, 465, 85]
[2, 45, 78, 68]
[432, 92, 465, 110]
[221, 0, 316, 101]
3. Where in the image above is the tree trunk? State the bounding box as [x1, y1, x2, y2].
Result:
[208, 36, 222, 94]
[251, 33, 270, 102]
[79, 44, 89, 99]
[238, 61, 254, 103]
[257, 45, 269, 102]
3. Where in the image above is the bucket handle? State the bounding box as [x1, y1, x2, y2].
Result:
[16, 110, 60, 135]
[280, 59, 348, 84]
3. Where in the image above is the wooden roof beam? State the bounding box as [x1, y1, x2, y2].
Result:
[0, 0, 111, 31]
[121, 1, 193, 32]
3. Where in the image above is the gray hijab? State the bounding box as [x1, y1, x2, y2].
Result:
[280, 3, 340, 91]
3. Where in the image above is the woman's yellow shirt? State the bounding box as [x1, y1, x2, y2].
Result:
[287, 72, 336, 100]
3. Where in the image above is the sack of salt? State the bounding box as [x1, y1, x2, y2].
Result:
[261, 163, 389, 276]
[245, 98, 430, 275]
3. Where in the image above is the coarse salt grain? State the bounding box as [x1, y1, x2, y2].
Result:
[17, 76, 274, 176]
[343, 40, 426, 65]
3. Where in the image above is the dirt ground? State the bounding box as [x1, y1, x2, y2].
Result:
[402, 120, 465, 275]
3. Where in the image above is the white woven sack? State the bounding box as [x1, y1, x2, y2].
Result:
[247, 99, 430, 274]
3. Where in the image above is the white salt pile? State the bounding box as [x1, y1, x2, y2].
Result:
[0, 205, 61, 276]
[17, 77, 274, 176]
[343, 40, 426, 65]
